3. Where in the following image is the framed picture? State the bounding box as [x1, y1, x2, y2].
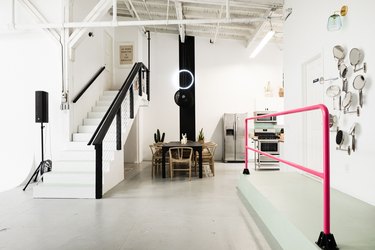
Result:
[118, 42, 134, 67]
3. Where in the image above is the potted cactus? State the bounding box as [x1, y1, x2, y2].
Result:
[154, 129, 165, 144]
[198, 128, 204, 144]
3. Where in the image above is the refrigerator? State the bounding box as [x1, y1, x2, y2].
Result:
[223, 113, 247, 162]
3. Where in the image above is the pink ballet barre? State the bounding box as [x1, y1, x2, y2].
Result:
[244, 104, 337, 250]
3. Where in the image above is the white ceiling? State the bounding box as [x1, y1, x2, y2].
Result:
[109, 0, 285, 46]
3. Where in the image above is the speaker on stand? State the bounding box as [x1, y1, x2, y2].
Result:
[23, 91, 52, 191]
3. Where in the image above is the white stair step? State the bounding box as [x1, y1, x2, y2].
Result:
[88, 112, 106, 118]
[83, 118, 101, 125]
[52, 160, 110, 172]
[43, 172, 95, 185]
[73, 133, 92, 142]
[96, 100, 112, 106]
[92, 106, 108, 112]
[100, 95, 116, 101]
[103, 90, 118, 96]
[78, 125, 97, 133]
[33, 184, 95, 199]
[59, 150, 95, 161]
[53, 161, 94, 172]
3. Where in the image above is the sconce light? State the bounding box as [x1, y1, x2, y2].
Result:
[327, 5, 348, 31]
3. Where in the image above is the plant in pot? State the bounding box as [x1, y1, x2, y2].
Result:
[198, 128, 204, 144]
[154, 129, 165, 145]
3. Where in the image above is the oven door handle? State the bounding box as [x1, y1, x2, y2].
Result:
[258, 139, 279, 143]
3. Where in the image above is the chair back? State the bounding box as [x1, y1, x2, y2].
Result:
[204, 142, 217, 157]
[169, 147, 193, 160]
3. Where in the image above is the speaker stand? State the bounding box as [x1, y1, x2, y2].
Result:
[23, 123, 50, 191]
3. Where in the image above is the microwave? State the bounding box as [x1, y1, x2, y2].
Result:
[254, 111, 277, 123]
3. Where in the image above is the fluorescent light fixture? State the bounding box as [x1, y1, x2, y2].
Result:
[249, 30, 275, 58]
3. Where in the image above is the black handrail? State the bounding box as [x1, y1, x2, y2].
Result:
[87, 62, 149, 199]
[72, 66, 106, 103]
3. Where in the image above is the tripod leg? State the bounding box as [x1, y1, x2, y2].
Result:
[23, 162, 42, 191]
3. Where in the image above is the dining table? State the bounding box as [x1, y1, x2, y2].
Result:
[161, 141, 203, 178]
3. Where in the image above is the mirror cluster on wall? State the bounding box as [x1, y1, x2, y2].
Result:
[325, 45, 368, 155]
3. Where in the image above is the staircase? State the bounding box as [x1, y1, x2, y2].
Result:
[33, 90, 144, 198]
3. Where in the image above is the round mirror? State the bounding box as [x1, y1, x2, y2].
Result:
[349, 48, 362, 66]
[333, 45, 345, 60]
[339, 63, 347, 78]
[342, 92, 352, 108]
[353, 75, 365, 90]
[326, 85, 340, 97]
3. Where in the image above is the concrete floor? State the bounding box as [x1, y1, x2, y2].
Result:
[0, 162, 271, 250]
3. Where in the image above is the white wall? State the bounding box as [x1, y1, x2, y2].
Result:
[141, 32, 283, 161]
[284, 0, 375, 205]
[0, 1, 63, 192]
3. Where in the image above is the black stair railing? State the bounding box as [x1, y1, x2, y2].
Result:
[73, 66, 106, 103]
[87, 62, 150, 199]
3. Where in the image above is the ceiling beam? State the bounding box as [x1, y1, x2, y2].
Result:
[69, 0, 113, 53]
[122, 0, 135, 17]
[127, 0, 146, 32]
[17, 0, 60, 42]
[112, 0, 117, 23]
[246, 8, 274, 48]
[175, 1, 185, 43]
[15, 17, 266, 29]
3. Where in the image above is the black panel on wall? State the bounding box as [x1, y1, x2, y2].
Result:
[179, 36, 195, 141]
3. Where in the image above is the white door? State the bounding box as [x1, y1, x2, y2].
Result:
[302, 54, 325, 176]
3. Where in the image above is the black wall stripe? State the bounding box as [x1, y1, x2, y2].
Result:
[179, 36, 196, 141]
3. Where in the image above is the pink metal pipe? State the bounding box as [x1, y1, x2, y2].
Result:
[246, 146, 324, 178]
[244, 104, 331, 234]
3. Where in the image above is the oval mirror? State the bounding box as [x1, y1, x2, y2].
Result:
[333, 45, 345, 60]
[336, 130, 344, 145]
[349, 48, 362, 66]
[326, 85, 340, 97]
[339, 63, 348, 78]
[329, 114, 337, 128]
[342, 92, 352, 108]
[353, 75, 365, 90]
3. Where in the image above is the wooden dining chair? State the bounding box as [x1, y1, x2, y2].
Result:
[195, 141, 217, 177]
[169, 147, 193, 180]
[149, 144, 162, 178]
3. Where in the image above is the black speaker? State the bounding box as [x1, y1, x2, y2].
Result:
[35, 91, 49, 123]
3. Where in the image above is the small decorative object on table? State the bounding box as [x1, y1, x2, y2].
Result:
[181, 133, 187, 144]
[198, 128, 204, 144]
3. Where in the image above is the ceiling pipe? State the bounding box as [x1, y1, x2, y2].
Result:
[15, 17, 267, 29]
[212, 5, 224, 44]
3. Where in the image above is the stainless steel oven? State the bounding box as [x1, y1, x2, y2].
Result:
[254, 128, 280, 164]
[258, 139, 279, 162]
